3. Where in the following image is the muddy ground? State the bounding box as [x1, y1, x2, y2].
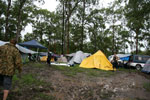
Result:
[1, 62, 150, 100]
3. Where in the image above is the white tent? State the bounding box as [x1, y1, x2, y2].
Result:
[142, 59, 150, 74]
[0, 40, 37, 54]
[16, 44, 37, 54]
[0, 40, 8, 46]
[68, 51, 91, 66]
[57, 55, 68, 63]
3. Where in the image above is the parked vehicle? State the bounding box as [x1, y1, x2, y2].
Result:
[127, 55, 150, 70]
[142, 58, 150, 74]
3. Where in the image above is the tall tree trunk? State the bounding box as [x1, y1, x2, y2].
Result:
[81, 0, 85, 51]
[67, 1, 71, 54]
[62, 0, 65, 55]
[94, 32, 97, 51]
[64, 0, 80, 54]
[16, 0, 26, 42]
[112, 18, 115, 54]
[136, 28, 139, 54]
[5, 0, 11, 41]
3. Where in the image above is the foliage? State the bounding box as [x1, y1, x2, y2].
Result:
[124, 0, 150, 54]
[143, 82, 150, 92]
[0, 0, 149, 55]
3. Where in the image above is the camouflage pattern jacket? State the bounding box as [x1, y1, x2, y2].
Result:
[0, 43, 23, 76]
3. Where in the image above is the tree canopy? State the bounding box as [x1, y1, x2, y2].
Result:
[0, 0, 149, 56]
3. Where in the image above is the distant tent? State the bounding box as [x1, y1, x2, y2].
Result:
[19, 40, 47, 49]
[80, 50, 114, 71]
[40, 56, 54, 62]
[142, 59, 150, 74]
[68, 51, 91, 66]
[57, 55, 68, 63]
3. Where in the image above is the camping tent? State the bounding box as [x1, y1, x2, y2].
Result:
[57, 55, 68, 63]
[80, 50, 114, 71]
[68, 51, 91, 66]
[0, 40, 37, 54]
[142, 59, 150, 74]
[19, 40, 47, 49]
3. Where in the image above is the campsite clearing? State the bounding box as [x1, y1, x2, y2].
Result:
[2, 62, 150, 100]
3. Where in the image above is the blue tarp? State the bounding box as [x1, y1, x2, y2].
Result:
[19, 40, 47, 49]
[120, 56, 130, 61]
[108, 54, 131, 62]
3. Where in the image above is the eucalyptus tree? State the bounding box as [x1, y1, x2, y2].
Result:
[104, 0, 128, 54]
[2, 0, 44, 41]
[80, 0, 99, 51]
[56, 0, 100, 54]
[86, 9, 106, 53]
[5, 0, 12, 41]
[14, 0, 44, 42]
[31, 8, 62, 53]
[45, 12, 62, 53]
[63, 0, 81, 54]
[72, 0, 99, 51]
[0, 0, 6, 40]
[125, 0, 150, 54]
[24, 32, 36, 41]
[32, 9, 50, 42]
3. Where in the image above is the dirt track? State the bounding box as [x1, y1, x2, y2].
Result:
[3, 62, 150, 100]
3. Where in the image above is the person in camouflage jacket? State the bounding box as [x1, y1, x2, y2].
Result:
[0, 39, 22, 100]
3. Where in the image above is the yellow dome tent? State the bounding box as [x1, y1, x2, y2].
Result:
[80, 50, 114, 71]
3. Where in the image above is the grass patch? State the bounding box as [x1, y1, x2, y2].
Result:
[13, 73, 45, 86]
[143, 82, 150, 92]
[118, 68, 138, 72]
[84, 68, 116, 77]
[33, 93, 56, 100]
[52, 64, 116, 77]
[53, 65, 83, 77]
[24, 62, 45, 68]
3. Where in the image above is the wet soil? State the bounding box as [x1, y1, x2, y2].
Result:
[2, 62, 150, 100]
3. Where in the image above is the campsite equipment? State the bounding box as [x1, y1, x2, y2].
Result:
[141, 59, 150, 74]
[19, 40, 47, 61]
[19, 40, 47, 49]
[80, 50, 114, 71]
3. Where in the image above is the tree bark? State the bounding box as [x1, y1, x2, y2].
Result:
[5, 0, 11, 41]
[112, 18, 115, 54]
[66, 0, 71, 54]
[16, 0, 26, 42]
[136, 28, 139, 54]
[81, 0, 85, 51]
[62, 0, 65, 55]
